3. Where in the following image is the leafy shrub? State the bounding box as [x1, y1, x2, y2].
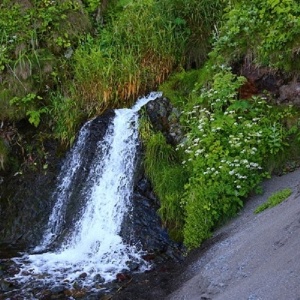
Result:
[179, 67, 295, 249]
[211, 0, 300, 70]
[0, 0, 91, 142]
[10, 93, 47, 127]
[255, 188, 292, 214]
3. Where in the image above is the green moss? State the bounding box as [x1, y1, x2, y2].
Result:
[255, 188, 292, 214]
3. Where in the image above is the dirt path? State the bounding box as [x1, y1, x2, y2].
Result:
[167, 168, 300, 300]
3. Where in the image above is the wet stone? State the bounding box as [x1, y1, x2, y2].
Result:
[50, 285, 65, 294]
[126, 261, 139, 271]
[93, 274, 105, 283]
[78, 272, 87, 279]
[73, 281, 83, 290]
[116, 272, 131, 282]
[0, 279, 14, 292]
[64, 288, 87, 298]
[7, 265, 20, 276]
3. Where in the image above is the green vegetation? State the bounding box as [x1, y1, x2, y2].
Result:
[178, 68, 298, 248]
[152, 0, 300, 249]
[157, 64, 300, 248]
[0, 0, 224, 147]
[1, 0, 300, 249]
[141, 121, 187, 241]
[255, 188, 292, 214]
[210, 0, 300, 70]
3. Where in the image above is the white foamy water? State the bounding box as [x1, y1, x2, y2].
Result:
[13, 92, 162, 285]
[35, 120, 92, 251]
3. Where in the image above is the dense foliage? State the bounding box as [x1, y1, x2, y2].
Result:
[211, 0, 300, 70]
[1, 0, 300, 249]
[148, 0, 300, 248]
[179, 68, 298, 248]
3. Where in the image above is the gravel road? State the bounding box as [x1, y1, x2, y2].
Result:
[167, 168, 300, 300]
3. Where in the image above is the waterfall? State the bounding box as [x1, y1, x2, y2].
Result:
[13, 92, 162, 285]
[35, 120, 93, 250]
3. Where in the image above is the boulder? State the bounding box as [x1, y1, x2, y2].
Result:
[145, 96, 184, 145]
[278, 82, 300, 106]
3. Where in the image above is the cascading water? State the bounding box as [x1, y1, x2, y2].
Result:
[35, 120, 93, 250]
[12, 92, 162, 287]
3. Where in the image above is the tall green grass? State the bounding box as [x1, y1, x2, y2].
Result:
[141, 120, 187, 241]
[73, 0, 185, 116]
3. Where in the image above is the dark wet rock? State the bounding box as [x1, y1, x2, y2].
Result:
[93, 274, 105, 283]
[145, 97, 184, 145]
[0, 167, 58, 248]
[116, 273, 131, 282]
[64, 288, 87, 298]
[0, 279, 14, 292]
[121, 179, 184, 269]
[234, 63, 286, 97]
[50, 285, 65, 294]
[78, 272, 88, 279]
[126, 261, 140, 271]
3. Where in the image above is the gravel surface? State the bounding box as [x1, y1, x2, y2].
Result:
[167, 168, 300, 300]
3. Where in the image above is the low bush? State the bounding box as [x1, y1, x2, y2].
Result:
[157, 66, 300, 249]
[211, 0, 300, 70]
